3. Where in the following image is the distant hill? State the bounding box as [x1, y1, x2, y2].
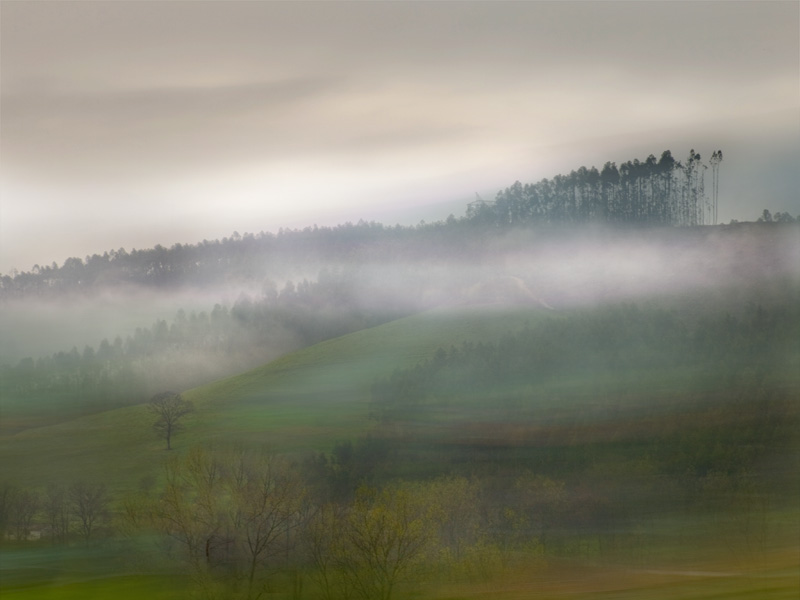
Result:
[13, 148, 794, 299]
[0, 305, 548, 490]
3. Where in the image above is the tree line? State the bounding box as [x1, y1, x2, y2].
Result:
[365, 304, 798, 527]
[1, 272, 415, 423]
[470, 149, 725, 227]
[4, 144, 796, 301]
[2, 450, 536, 599]
[371, 303, 798, 427]
[0, 480, 109, 543]
[6, 407, 793, 600]
[0, 220, 472, 299]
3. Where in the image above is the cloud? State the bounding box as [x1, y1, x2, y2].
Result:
[2, 78, 341, 121]
[0, 77, 347, 179]
[3, 1, 796, 184]
[0, 1, 797, 273]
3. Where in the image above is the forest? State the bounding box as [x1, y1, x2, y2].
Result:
[1, 148, 796, 301]
[0, 149, 798, 600]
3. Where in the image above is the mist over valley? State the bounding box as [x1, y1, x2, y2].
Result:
[1, 203, 798, 599]
[2, 1, 799, 597]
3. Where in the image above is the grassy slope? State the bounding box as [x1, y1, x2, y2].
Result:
[0, 305, 549, 490]
[5, 555, 797, 600]
[2, 304, 798, 599]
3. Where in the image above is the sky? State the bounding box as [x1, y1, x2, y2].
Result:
[1, 1, 798, 274]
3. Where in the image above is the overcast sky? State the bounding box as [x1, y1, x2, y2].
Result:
[1, 1, 798, 274]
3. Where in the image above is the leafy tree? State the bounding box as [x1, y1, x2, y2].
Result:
[334, 484, 438, 600]
[148, 391, 194, 450]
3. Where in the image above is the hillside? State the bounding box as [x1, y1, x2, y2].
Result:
[2, 222, 797, 417]
[0, 305, 547, 489]
[1, 223, 797, 600]
[2, 297, 798, 600]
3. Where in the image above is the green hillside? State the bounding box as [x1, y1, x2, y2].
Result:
[2, 300, 798, 600]
[0, 305, 549, 490]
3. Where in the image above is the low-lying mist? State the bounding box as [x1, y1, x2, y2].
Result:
[1, 222, 796, 428]
[1, 220, 798, 600]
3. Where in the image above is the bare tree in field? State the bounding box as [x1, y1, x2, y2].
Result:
[149, 391, 194, 450]
[226, 449, 308, 598]
[0, 483, 16, 539]
[44, 483, 70, 542]
[151, 446, 308, 598]
[70, 481, 108, 541]
[10, 488, 40, 541]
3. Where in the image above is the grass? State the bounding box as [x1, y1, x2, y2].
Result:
[435, 558, 800, 599]
[3, 301, 796, 490]
[3, 543, 797, 600]
[0, 306, 550, 490]
[1, 574, 187, 600]
[0, 541, 188, 599]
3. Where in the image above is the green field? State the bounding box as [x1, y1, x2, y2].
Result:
[1, 302, 798, 600]
[3, 545, 797, 599]
[0, 306, 550, 489]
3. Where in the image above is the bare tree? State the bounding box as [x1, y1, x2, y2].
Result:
[44, 483, 70, 542]
[152, 446, 308, 598]
[225, 449, 308, 599]
[10, 488, 40, 541]
[0, 482, 15, 539]
[154, 447, 223, 574]
[307, 503, 352, 600]
[148, 391, 194, 450]
[70, 481, 109, 541]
